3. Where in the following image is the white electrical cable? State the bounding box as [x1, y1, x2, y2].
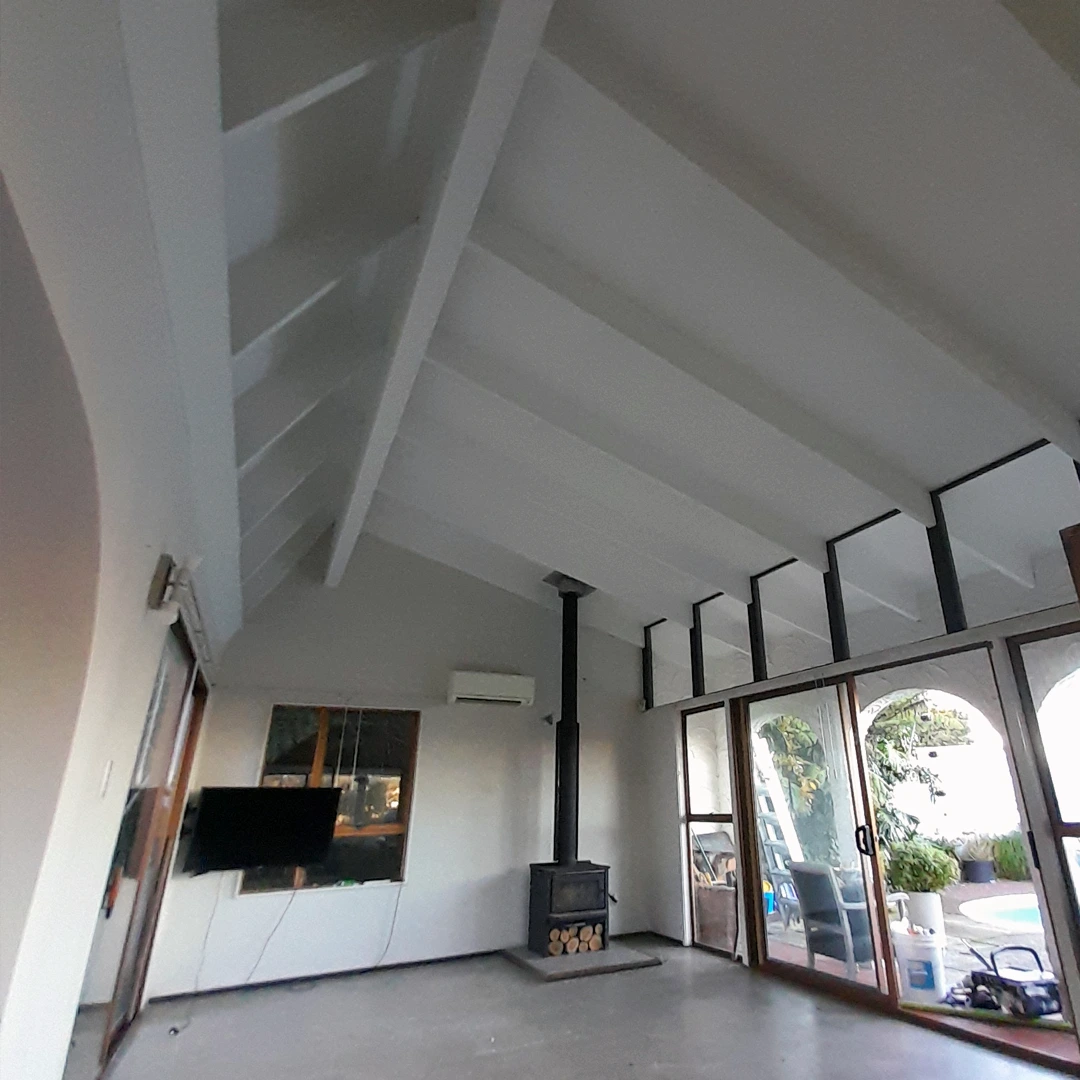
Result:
[244, 889, 298, 984]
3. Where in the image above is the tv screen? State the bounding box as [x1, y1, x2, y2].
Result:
[184, 787, 340, 874]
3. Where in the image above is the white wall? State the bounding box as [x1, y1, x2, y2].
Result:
[0, 182, 101, 1015]
[1, 3, 221, 1076]
[637, 705, 690, 944]
[142, 536, 647, 997]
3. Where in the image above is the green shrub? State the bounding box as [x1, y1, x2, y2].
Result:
[994, 832, 1030, 881]
[958, 834, 995, 862]
[886, 838, 959, 893]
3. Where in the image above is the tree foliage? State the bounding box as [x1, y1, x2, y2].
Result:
[864, 692, 963, 850]
[759, 715, 838, 864]
[758, 693, 968, 865]
[867, 692, 971, 749]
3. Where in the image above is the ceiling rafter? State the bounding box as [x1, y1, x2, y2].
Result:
[229, 200, 415, 357]
[365, 492, 648, 648]
[543, 32, 1080, 464]
[324, 0, 558, 587]
[395, 403, 753, 605]
[220, 0, 474, 140]
[427, 333, 826, 572]
[379, 439, 702, 627]
[469, 212, 936, 526]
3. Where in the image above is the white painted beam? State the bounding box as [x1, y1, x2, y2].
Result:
[221, 0, 474, 140]
[229, 200, 415, 356]
[428, 332, 826, 572]
[379, 439, 700, 624]
[543, 33, 1080, 464]
[242, 513, 333, 612]
[114, 0, 244, 648]
[234, 335, 372, 474]
[365, 492, 647, 648]
[469, 213, 936, 526]
[424, 344, 932, 620]
[396, 407, 752, 604]
[241, 464, 341, 582]
[324, 0, 557, 586]
[238, 415, 332, 537]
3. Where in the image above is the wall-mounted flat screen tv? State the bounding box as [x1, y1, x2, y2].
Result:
[184, 787, 339, 874]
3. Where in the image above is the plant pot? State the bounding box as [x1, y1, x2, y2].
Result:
[961, 859, 995, 884]
[904, 892, 946, 937]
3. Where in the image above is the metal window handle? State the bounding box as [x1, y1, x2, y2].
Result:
[855, 824, 875, 857]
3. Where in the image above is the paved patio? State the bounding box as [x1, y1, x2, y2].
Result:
[939, 880, 1050, 994]
[763, 879, 1059, 1011]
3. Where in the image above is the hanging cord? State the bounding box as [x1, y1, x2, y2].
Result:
[169, 872, 226, 1036]
[244, 888, 298, 984]
[373, 884, 405, 969]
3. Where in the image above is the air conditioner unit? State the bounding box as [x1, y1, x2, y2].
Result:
[448, 671, 535, 706]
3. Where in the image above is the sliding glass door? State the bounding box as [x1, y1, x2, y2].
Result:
[745, 682, 889, 992]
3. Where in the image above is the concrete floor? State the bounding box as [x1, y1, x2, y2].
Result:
[67, 936, 1064, 1080]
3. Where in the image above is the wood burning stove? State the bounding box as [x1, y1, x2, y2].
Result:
[528, 862, 608, 955]
[529, 574, 609, 957]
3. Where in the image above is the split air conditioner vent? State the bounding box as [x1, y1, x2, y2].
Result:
[447, 671, 535, 706]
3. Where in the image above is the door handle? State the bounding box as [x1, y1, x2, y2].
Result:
[855, 824, 875, 857]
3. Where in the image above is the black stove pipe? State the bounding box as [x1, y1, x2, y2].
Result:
[554, 590, 579, 866]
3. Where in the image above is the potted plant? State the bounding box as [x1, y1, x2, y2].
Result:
[886, 838, 958, 936]
[957, 834, 996, 883]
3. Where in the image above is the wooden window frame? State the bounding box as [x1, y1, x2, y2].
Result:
[249, 705, 420, 892]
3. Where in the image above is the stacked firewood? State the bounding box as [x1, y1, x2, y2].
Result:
[547, 923, 604, 955]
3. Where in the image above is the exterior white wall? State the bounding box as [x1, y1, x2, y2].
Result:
[143, 536, 646, 997]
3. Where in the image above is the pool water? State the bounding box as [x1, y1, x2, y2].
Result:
[959, 893, 1043, 931]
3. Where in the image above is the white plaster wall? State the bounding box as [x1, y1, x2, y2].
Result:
[0, 183, 101, 1015]
[1, 3, 217, 1076]
[637, 706, 689, 944]
[143, 536, 646, 997]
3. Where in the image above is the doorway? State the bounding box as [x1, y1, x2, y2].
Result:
[739, 681, 892, 995]
[730, 639, 1080, 1069]
[90, 628, 205, 1064]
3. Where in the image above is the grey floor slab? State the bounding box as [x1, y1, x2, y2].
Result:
[504, 941, 661, 980]
[66, 935, 1063, 1080]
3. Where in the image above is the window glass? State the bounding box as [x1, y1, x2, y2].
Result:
[242, 706, 418, 892]
[685, 707, 731, 815]
[834, 513, 945, 657]
[940, 445, 1080, 627]
[749, 685, 882, 989]
[699, 594, 754, 693]
[758, 562, 833, 678]
[689, 822, 738, 954]
[650, 621, 693, 707]
[1018, 632, 1080, 823]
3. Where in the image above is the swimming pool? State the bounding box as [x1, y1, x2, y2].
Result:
[959, 893, 1043, 931]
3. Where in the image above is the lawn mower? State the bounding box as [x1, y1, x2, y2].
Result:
[944, 945, 1061, 1019]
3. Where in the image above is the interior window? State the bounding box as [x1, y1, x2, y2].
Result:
[242, 706, 419, 892]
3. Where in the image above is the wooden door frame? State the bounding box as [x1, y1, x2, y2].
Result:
[101, 627, 205, 1064]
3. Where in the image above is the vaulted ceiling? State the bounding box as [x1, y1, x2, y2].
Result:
[200, 0, 1080, 658]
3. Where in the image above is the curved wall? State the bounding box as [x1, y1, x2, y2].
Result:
[0, 181, 101, 1016]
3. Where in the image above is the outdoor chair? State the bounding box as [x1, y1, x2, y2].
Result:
[788, 861, 875, 980]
